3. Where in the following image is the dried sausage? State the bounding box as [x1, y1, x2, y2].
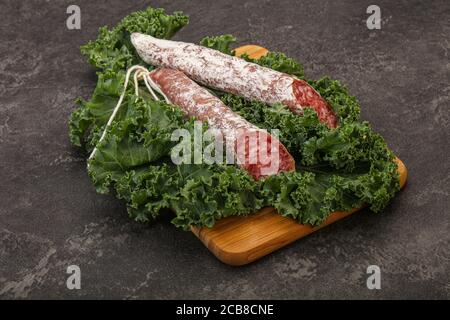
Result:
[149, 68, 296, 179]
[132, 33, 338, 128]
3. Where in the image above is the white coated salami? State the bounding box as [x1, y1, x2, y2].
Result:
[149, 68, 296, 179]
[131, 33, 338, 128]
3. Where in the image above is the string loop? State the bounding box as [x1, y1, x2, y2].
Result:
[88, 66, 169, 162]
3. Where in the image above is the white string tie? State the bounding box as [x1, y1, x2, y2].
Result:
[88, 66, 170, 163]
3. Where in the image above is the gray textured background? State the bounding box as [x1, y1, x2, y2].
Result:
[1, 0, 449, 299]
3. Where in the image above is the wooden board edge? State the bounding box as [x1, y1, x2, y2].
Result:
[233, 45, 269, 59]
[193, 157, 407, 266]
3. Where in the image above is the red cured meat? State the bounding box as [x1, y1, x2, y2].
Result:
[292, 79, 338, 128]
[149, 68, 296, 179]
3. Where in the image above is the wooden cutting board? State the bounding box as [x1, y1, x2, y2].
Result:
[191, 45, 408, 266]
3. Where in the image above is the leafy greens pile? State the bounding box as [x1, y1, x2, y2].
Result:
[69, 7, 399, 230]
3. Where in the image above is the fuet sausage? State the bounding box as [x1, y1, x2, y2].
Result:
[149, 68, 296, 180]
[131, 33, 338, 128]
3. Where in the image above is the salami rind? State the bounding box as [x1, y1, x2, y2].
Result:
[131, 33, 338, 128]
[149, 68, 296, 179]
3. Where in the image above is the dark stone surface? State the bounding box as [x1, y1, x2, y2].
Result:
[0, 0, 449, 299]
